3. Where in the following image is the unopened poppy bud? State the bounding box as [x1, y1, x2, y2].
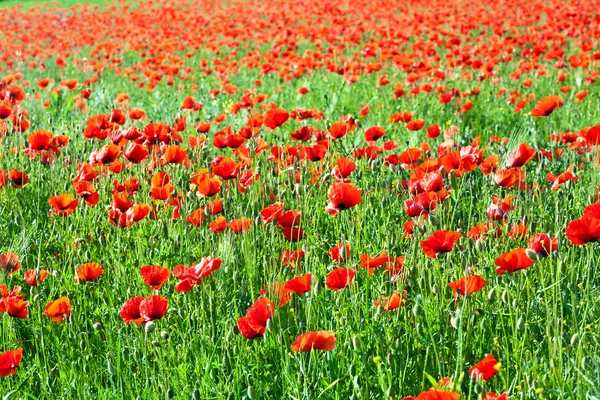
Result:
[570, 333, 580, 346]
[525, 248, 538, 261]
[487, 287, 496, 301]
[352, 335, 361, 350]
[558, 260, 567, 274]
[321, 173, 331, 182]
[501, 289, 509, 304]
[450, 314, 459, 329]
[192, 389, 201, 400]
[581, 356, 588, 369]
[247, 386, 257, 400]
[145, 321, 156, 335]
[166, 388, 175, 399]
[474, 383, 484, 394]
[52, 270, 59, 277]
[160, 331, 169, 340]
[517, 316, 525, 331]
[266, 318, 273, 332]
[313, 280, 321, 296]
[416, 322, 424, 336]
[428, 215, 439, 226]
[412, 303, 424, 317]
[475, 239, 484, 252]
[93, 322, 102, 331]
[432, 283, 440, 294]
[512, 298, 518, 308]
[151, 340, 160, 347]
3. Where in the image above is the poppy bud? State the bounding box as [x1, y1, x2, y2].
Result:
[192, 390, 201, 400]
[352, 335, 361, 350]
[475, 239, 484, 252]
[160, 331, 169, 340]
[145, 321, 156, 335]
[501, 289, 509, 304]
[517, 316, 525, 331]
[412, 303, 424, 317]
[432, 283, 440, 294]
[474, 383, 484, 394]
[93, 322, 103, 331]
[313, 279, 321, 296]
[265, 318, 273, 332]
[558, 260, 567, 274]
[247, 386, 257, 400]
[487, 287, 496, 301]
[570, 333, 580, 346]
[416, 323, 424, 336]
[151, 340, 160, 347]
[166, 388, 175, 399]
[450, 314, 459, 329]
[512, 298, 518, 308]
[525, 248, 539, 261]
[581, 356, 588, 370]
[428, 215, 439, 226]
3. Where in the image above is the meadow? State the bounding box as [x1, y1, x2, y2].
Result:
[0, 0, 600, 398]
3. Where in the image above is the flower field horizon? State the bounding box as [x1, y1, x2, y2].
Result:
[1, 0, 600, 398]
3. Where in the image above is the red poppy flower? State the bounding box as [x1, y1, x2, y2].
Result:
[48, 194, 79, 216]
[191, 171, 222, 197]
[333, 158, 356, 179]
[211, 157, 240, 180]
[291, 331, 336, 352]
[328, 122, 348, 140]
[373, 291, 406, 311]
[495, 248, 535, 274]
[527, 233, 558, 256]
[264, 108, 289, 131]
[43, 296, 72, 322]
[0, 348, 23, 377]
[260, 202, 285, 225]
[237, 298, 274, 339]
[407, 119, 425, 131]
[120, 296, 145, 324]
[411, 389, 460, 400]
[163, 145, 188, 164]
[530, 95, 563, 117]
[469, 354, 500, 380]
[420, 230, 461, 258]
[426, 124, 441, 139]
[566, 216, 600, 245]
[3, 297, 29, 319]
[9, 170, 29, 188]
[364, 126, 385, 142]
[73, 181, 100, 207]
[76, 262, 104, 282]
[174, 256, 222, 292]
[186, 208, 205, 227]
[506, 143, 535, 168]
[124, 143, 149, 163]
[284, 274, 312, 294]
[280, 227, 305, 242]
[0, 252, 20, 275]
[328, 243, 350, 262]
[228, 217, 252, 234]
[584, 202, 600, 219]
[23, 269, 49, 286]
[140, 265, 170, 290]
[326, 181, 362, 216]
[277, 210, 302, 228]
[326, 267, 356, 291]
[447, 275, 486, 299]
[139, 295, 168, 322]
[483, 392, 509, 400]
[280, 249, 305, 268]
[209, 216, 227, 233]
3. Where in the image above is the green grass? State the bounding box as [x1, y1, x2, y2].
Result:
[0, 0, 600, 399]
